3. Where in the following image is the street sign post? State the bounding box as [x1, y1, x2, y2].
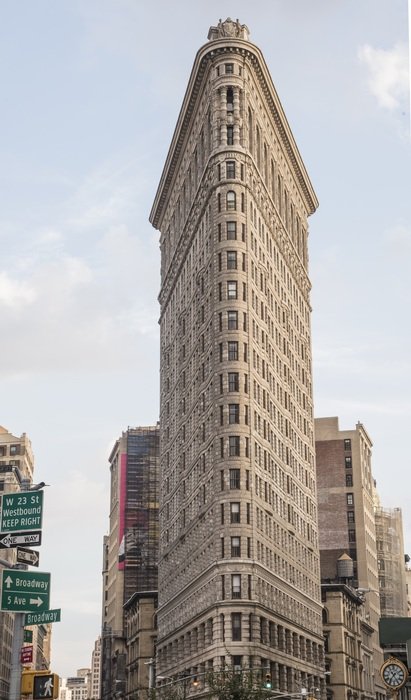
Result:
[0, 491, 43, 533]
[16, 547, 40, 567]
[25, 609, 61, 626]
[0, 531, 42, 549]
[0, 570, 50, 613]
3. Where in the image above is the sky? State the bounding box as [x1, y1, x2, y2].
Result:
[0, 0, 410, 680]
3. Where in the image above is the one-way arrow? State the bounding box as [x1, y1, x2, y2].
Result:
[4, 576, 12, 588]
[0, 531, 42, 549]
[16, 547, 40, 567]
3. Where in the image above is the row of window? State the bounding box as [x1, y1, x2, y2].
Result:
[0, 445, 21, 456]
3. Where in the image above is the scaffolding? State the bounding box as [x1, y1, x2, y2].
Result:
[375, 507, 407, 617]
[124, 426, 159, 602]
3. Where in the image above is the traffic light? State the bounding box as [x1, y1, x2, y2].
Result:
[21, 671, 36, 695]
[33, 673, 59, 699]
[264, 673, 272, 689]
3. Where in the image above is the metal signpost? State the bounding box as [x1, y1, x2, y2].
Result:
[0, 569, 50, 613]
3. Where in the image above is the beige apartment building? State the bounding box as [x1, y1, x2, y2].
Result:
[315, 417, 386, 700]
[151, 18, 324, 696]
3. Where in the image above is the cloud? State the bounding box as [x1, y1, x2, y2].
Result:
[0, 154, 159, 378]
[0, 272, 36, 309]
[358, 42, 409, 111]
[383, 223, 411, 254]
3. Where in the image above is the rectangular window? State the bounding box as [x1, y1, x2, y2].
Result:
[227, 281, 237, 299]
[229, 437, 240, 457]
[229, 467, 240, 488]
[347, 493, 354, 506]
[226, 160, 236, 178]
[230, 502, 240, 523]
[225, 63, 234, 74]
[228, 342, 239, 361]
[227, 221, 237, 239]
[227, 311, 238, 330]
[229, 404, 240, 424]
[227, 251, 237, 269]
[231, 536, 241, 557]
[232, 574, 241, 599]
[346, 473, 353, 487]
[227, 126, 234, 145]
[347, 511, 355, 523]
[348, 529, 356, 542]
[345, 456, 352, 469]
[228, 372, 239, 391]
[232, 613, 242, 641]
[9, 445, 21, 456]
[344, 439, 351, 451]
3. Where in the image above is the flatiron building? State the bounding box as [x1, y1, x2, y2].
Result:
[150, 18, 324, 694]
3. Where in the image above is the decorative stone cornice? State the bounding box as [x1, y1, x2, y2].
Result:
[207, 17, 250, 42]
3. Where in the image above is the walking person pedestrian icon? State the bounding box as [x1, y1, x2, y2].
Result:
[43, 676, 53, 696]
[33, 674, 58, 699]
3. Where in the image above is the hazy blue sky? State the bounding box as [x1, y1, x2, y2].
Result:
[0, 0, 409, 679]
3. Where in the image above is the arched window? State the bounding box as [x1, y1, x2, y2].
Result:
[226, 190, 236, 211]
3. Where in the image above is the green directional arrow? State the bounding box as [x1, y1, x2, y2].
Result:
[0, 569, 50, 612]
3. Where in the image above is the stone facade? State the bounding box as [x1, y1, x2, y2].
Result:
[151, 18, 324, 696]
[321, 584, 374, 700]
[124, 592, 158, 696]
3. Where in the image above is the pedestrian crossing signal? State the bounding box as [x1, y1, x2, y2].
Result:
[33, 674, 59, 699]
[265, 673, 272, 689]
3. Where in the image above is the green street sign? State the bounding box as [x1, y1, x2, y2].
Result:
[1, 569, 50, 612]
[0, 491, 43, 532]
[25, 608, 61, 626]
[24, 629, 33, 643]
